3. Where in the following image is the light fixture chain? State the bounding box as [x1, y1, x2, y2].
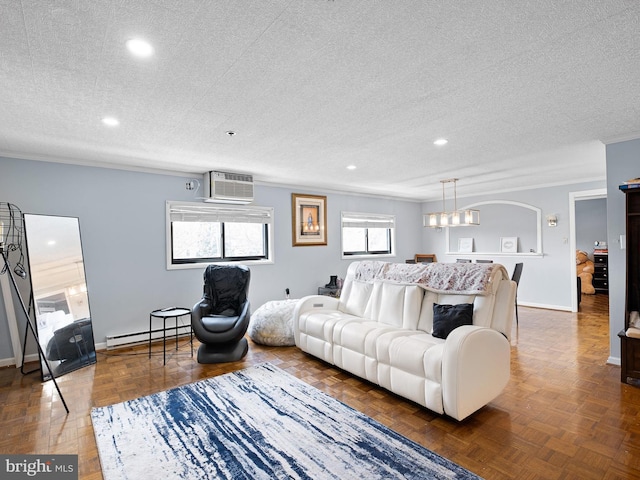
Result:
[453, 179, 457, 211]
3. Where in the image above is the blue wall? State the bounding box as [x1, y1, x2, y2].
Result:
[0, 156, 423, 361]
[605, 138, 640, 362]
[576, 198, 608, 258]
[0, 153, 621, 364]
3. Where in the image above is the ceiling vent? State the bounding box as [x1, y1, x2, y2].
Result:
[205, 171, 254, 204]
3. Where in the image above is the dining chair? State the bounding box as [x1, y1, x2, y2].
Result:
[512, 263, 524, 325]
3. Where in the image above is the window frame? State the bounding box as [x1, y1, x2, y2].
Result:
[166, 201, 274, 270]
[340, 211, 396, 259]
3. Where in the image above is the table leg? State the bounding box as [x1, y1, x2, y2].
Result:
[175, 316, 179, 351]
[149, 314, 152, 358]
[163, 317, 167, 365]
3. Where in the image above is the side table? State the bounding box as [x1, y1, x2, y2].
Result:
[149, 307, 193, 365]
[318, 287, 340, 297]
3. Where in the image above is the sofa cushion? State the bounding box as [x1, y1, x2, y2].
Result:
[417, 292, 494, 333]
[364, 281, 423, 328]
[300, 310, 359, 341]
[334, 321, 398, 355]
[432, 303, 474, 339]
[386, 333, 442, 376]
[339, 280, 373, 317]
[435, 293, 493, 328]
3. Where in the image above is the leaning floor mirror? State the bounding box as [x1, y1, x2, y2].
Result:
[23, 214, 96, 381]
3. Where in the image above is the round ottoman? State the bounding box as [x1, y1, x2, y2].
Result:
[248, 299, 299, 346]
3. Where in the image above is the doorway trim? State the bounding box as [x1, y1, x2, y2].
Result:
[569, 188, 607, 312]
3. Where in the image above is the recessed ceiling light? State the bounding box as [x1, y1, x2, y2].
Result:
[347, 165, 357, 170]
[102, 116, 119, 127]
[126, 38, 154, 58]
[47, 240, 56, 246]
[434, 138, 448, 146]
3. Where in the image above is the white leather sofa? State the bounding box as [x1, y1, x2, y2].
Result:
[293, 260, 516, 421]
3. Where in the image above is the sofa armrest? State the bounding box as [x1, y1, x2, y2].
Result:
[292, 295, 341, 343]
[441, 325, 510, 421]
[293, 295, 340, 316]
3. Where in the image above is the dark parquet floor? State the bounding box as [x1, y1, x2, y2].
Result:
[2, 293, 640, 479]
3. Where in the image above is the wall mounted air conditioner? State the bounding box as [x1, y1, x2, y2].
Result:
[204, 171, 254, 204]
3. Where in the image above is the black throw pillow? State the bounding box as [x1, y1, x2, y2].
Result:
[432, 303, 474, 339]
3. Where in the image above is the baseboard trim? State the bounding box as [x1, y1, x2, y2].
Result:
[0, 334, 189, 368]
[106, 325, 192, 349]
[519, 301, 572, 312]
[0, 353, 41, 368]
[607, 356, 621, 366]
[0, 358, 17, 368]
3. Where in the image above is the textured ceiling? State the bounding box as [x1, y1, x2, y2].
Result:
[1, 1, 639, 201]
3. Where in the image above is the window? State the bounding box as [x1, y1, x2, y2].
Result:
[341, 211, 395, 257]
[166, 201, 274, 269]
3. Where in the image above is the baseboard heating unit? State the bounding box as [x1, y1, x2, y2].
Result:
[106, 326, 192, 350]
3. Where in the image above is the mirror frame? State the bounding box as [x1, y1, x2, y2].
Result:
[23, 214, 96, 381]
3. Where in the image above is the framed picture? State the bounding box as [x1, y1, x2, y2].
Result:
[458, 237, 473, 253]
[500, 237, 518, 253]
[292, 193, 327, 246]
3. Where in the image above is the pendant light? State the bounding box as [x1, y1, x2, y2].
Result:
[423, 179, 479, 227]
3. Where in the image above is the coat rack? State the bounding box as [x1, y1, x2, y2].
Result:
[0, 202, 69, 413]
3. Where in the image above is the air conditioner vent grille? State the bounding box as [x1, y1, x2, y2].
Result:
[217, 172, 252, 183]
[205, 171, 254, 204]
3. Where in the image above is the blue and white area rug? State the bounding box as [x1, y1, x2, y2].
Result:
[91, 363, 481, 480]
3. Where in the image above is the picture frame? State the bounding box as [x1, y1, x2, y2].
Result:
[292, 193, 327, 246]
[458, 237, 473, 253]
[500, 236, 518, 253]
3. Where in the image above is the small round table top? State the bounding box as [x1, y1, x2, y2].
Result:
[150, 307, 191, 318]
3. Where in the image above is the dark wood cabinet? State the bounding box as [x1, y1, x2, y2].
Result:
[593, 254, 609, 293]
[619, 186, 640, 384]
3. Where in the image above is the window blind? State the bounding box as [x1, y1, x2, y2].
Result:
[168, 202, 273, 224]
[341, 211, 395, 229]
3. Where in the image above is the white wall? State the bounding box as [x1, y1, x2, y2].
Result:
[421, 181, 606, 310]
[0, 156, 423, 361]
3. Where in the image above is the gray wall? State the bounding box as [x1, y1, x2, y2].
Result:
[1, 153, 622, 364]
[448, 203, 538, 255]
[0, 156, 422, 361]
[421, 181, 606, 310]
[605, 138, 640, 361]
[576, 197, 608, 257]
